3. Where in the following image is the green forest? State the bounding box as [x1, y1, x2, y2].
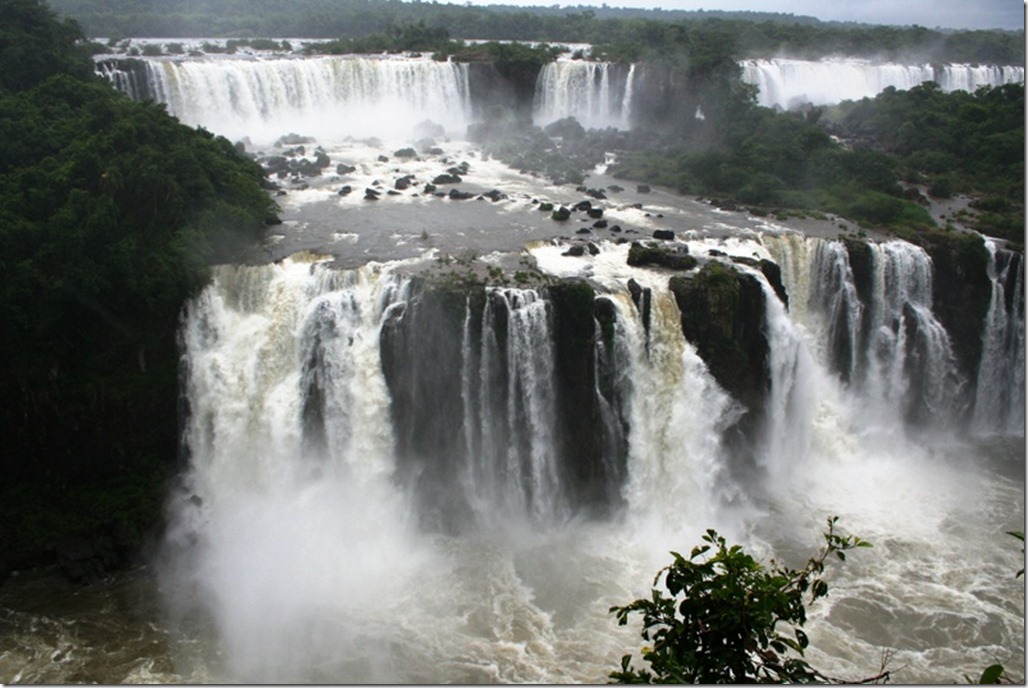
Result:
[49, 0, 1025, 63]
[0, 0, 277, 574]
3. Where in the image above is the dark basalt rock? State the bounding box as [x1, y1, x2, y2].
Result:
[917, 232, 991, 384]
[759, 259, 789, 309]
[652, 229, 675, 241]
[552, 206, 572, 221]
[364, 188, 380, 200]
[337, 185, 353, 196]
[563, 244, 587, 256]
[336, 163, 356, 175]
[448, 189, 474, 200]
[587, 208, 604, 219]
[627, 278, 652, 335]
[637, 184, 651, 194]
[393, 147, 417, 159]
[433, 173, 461, 185]
[482, 189, 506, 202]
[394, 175, 415, 191]
[669, 262, 770, 463]
[627, 241, 697, 271]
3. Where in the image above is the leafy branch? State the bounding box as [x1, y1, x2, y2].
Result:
[610, 516, 881, 684]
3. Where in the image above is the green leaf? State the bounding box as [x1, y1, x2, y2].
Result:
[978, 664, 1005, 684]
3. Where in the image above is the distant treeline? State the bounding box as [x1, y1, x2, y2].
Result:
[48, 0, 1024, 64]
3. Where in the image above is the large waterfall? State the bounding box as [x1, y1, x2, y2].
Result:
[741, 58, 1026, 109]
[156, 234, 1024, 682]
[100, 53, 1025, 133]
[99, 55, 473, 143]
[72, 46, 1025, 685]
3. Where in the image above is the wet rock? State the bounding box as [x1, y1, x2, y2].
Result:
[482, 189, 506, 202]
[364, 188, 381, 200]
[395, 175, 415, 191]
[336, 163, 357, 175]
[394, 147, 417, 159]
[552, 206, 572, 221]
[377, 155, 390, 163]
[669, 262, 770, 450]
[563, 244, 587, 257]
[637, 184, 651, 193]
[448, 188, 474, 200]
[337, 185, 353, 196]
[652, 229, 676, 241]
[433, 173, 461, 185]
[627, 241, 697, 271]
[586, 208, 604, 219]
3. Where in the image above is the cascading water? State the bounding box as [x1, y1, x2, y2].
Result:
[764, 234, 965, 429]
[532, 61, 634, 130]
[469, 288, 564, 524]
[20, 46, 1015, 685]
[164, 255, 432, 682]
[100, 55, 473, 143]
[972, 241, 1025, 435]
[741, 57, 1025, 109]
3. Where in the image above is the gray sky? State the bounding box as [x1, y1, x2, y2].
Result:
[466, 0, 1025, 30]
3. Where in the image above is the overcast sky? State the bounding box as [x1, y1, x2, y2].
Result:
[466, 0, 1025, 30]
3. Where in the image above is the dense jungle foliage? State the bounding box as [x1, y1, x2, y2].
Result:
[49, 0, 1024, 64]
[0, 0, 277, 576]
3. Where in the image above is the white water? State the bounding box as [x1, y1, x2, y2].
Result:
[470, 288, 564, 523]
[741, 58, 1025, 109]
[764, 234, 966, 429]
[973, 241, 1026, 436]
[112, 55, 473, 144]
[533, 60, 635, 130]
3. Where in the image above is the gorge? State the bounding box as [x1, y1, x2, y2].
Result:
[1, 40, 1023, 684]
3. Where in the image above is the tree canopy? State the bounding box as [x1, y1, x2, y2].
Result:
[0, 0, 277, 571]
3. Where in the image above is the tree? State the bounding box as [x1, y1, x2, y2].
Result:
[610, 517, 878, 684]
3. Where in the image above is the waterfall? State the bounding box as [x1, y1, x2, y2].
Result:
[764, 235, 966, 429]
[533, 61, 634, 130]
[609, 290, 741, 533]
[972, 241, 1025, 435]
[741, 58, 1025, 109]
[101, 55, 473, 143]
[468, 288, 564, 524]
